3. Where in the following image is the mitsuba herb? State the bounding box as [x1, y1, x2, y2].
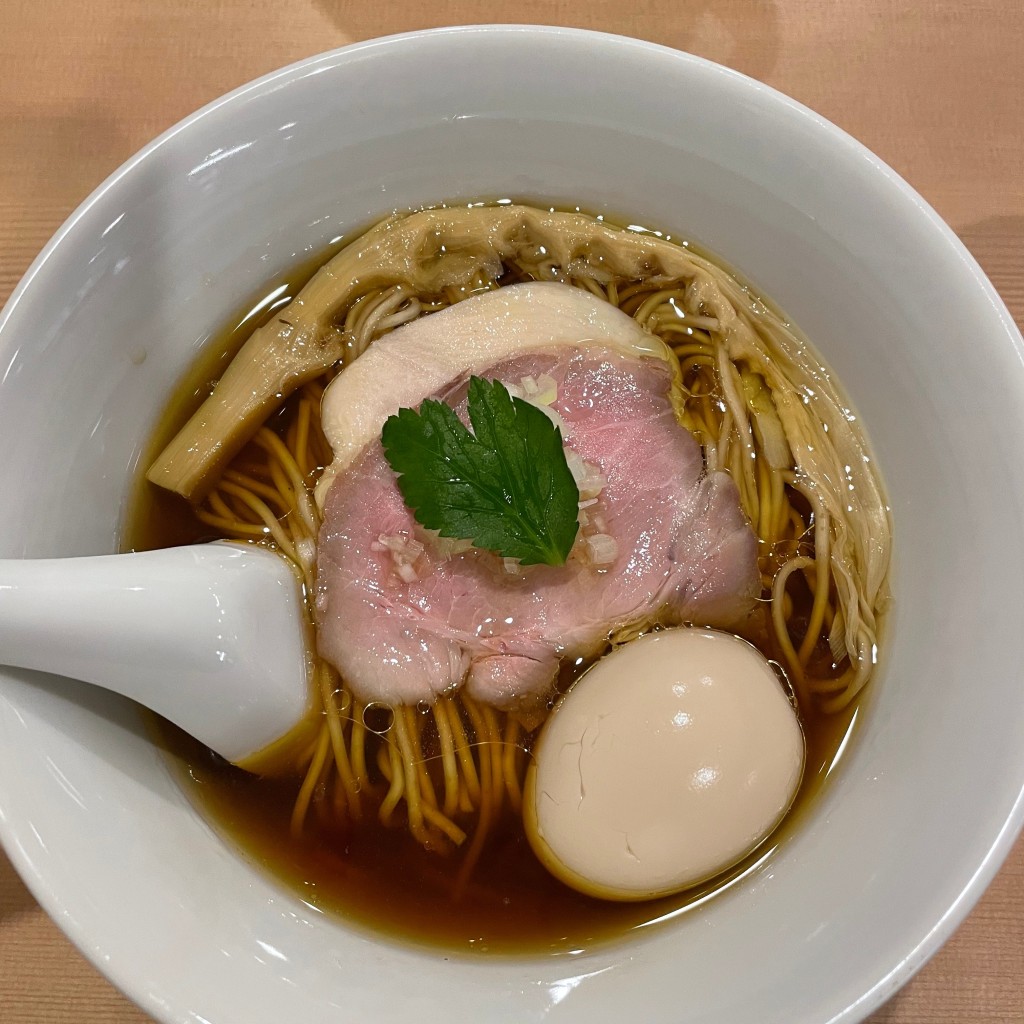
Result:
[381, 377, 580, 566]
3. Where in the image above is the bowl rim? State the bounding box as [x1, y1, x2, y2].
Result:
[1, 22, 1023, 1024]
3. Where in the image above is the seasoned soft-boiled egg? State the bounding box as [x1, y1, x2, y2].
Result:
[524, 627, 805, 901]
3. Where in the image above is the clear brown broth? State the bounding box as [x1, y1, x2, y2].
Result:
[124, 215, 862, 956]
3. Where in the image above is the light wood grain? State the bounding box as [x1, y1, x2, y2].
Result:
[1, 1, 1022, 1021]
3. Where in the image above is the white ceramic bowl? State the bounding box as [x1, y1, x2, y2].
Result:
[1, 25, 1023, 1024]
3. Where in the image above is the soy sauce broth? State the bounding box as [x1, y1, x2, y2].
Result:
[125, 212, 864, 956]
[141, 698, 856, 954]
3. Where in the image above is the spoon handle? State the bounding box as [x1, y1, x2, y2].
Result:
[0, 543, 313, 763]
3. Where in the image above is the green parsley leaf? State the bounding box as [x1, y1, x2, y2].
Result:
[381, 377, 580, 566]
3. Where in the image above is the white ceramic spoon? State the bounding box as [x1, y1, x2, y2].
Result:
[0, 543, 313, 765]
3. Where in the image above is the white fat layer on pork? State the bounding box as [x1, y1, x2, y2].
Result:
[315, 282, 673, 505]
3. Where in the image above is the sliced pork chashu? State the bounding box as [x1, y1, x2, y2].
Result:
[314, 284, 760, 712]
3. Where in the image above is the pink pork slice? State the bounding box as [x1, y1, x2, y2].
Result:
[315, 347, 760, 712]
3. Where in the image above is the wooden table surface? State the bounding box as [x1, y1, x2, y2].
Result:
[1, 2, 1022, 1021]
